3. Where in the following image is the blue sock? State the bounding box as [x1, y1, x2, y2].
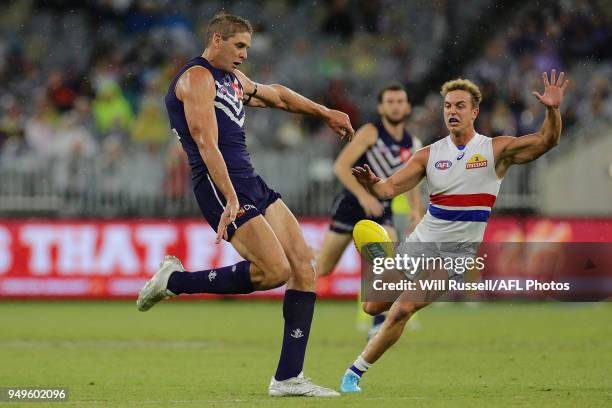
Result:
[349, 355, 371, 377]
[274, 290, 316, 381]
[373, 313, 386, 326]
[166, 261, 253, 295]
[349, 366, 364, 377]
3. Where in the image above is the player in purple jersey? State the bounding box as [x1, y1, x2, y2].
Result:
[136, 12, 353, 397]
[317, 84, 424, 273]
[316, 84, 424, 336]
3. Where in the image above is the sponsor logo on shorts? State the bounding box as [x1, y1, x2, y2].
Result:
[435, 160, 452, 170]
[236, 204, 258, 219]
[465, 153, 488, 169]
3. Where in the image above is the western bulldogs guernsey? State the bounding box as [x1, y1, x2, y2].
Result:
[330, 121, 419, 234]
[413, 133, 502, 243]
[165, 56, 255, 178]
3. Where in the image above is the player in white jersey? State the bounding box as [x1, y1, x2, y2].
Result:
[339, 70, 569, 393]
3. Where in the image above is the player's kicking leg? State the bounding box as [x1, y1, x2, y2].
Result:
[137, 214, 290, 311]
[137, 208, 337, 396]
[264, 199, 339, 397]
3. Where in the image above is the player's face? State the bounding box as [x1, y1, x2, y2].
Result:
[378, 90, 411, 125]
[214, 31, 251, 72]
[443, 90, 479, 135]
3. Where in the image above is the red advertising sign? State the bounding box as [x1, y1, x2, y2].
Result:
[0, 218, 610, 299]
[0, 220, 360, 299]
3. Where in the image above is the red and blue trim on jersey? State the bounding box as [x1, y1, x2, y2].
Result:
[427, 193, 497, 222]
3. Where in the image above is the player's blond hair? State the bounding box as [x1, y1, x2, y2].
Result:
[205, 12, 253, 46]
[440, 79, 482, 108]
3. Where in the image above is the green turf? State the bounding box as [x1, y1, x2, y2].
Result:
[0, 300, 611, 407]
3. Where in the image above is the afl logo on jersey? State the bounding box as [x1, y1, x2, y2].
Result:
[465, 153, 488, 169]
[435, 160, 452, 170]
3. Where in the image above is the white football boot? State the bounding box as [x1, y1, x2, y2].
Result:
[136, 255, 184, 311]
[268, 372, 340, 397]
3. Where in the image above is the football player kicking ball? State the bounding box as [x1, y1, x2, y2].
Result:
[340, 70, 569, 393]
[136, 12, 353, 397]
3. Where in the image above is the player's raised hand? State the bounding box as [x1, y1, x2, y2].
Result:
[324, 109, 354, 140]
[352, 164, 381, 187]
[216, 196, 240, 244]
[532, 70, 569, 109]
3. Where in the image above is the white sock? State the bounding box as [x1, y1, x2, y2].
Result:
[352, 355, 372, 373]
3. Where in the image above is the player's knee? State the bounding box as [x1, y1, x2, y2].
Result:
[252, 257, 290, 289]
[363, 302, 384, 316]
[267, 261, 291, 288]
[291, 248, 317, 282]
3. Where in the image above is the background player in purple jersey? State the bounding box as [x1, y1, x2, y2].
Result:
[137, 12, 353, 397]
[316, 84, 424, 335]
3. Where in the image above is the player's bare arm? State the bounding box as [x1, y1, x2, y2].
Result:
[352, 147, 429, 201]
[234, 69, 354, 140]
[494, 70, 569, 178]
[407, 186, 425, 228]
[176, 67, 239, 243]
[333, 123, 384, 217]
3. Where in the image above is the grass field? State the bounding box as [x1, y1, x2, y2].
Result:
[0, 300, 611, 407]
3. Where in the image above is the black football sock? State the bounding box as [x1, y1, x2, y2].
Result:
[274, 290, 316, 381]
[166, 261, 253, 294]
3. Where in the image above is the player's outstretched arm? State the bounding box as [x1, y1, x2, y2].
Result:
[352, 147, 429, 201]
[494, 70, 569, 178]
[176, 67, 239, 243]
[234, 69, 354, 140]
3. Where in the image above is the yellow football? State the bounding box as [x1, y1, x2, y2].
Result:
[352, 220, 394, 261]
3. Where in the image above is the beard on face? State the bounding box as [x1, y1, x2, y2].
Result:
[382, 113, 407, 126]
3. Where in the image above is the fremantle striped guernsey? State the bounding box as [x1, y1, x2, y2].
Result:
[356, 120, 417, 180]
[347, 120, 419, 207]
[414, 133, 502, 243]
[165, 56, 256, 178]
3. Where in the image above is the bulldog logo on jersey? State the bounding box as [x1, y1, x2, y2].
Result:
[465, 153, 488, 169]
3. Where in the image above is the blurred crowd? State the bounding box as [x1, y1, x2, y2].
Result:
[407, 0, 612, 144]
[0, 0, 610, 208]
